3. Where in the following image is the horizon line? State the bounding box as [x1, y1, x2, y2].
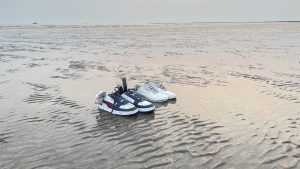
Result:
[0, 20, 299, 26]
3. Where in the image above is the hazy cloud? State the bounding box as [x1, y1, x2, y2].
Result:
[0, 0, 299, 24]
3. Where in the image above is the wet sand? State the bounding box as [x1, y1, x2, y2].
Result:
[0, 22, 300, 168]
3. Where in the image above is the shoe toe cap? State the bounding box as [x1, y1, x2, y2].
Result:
[166, 91, 176, 99]
[138, 100, 152, 107]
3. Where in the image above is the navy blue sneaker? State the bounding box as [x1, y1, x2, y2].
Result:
[121, 89, 155, 113]
[95, 90, 138, 116]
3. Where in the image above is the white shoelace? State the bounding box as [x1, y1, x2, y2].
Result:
[153, 81, 166, 90]
[144, 84, 158, 94]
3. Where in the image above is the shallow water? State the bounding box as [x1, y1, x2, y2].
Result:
[0, 22, 300, 169]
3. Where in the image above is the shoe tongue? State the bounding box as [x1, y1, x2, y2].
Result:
[112, 90, 121, 97]
[135, 84, 141, 90]
[115, 85, 124, 94]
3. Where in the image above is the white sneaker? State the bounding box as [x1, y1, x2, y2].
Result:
[135, 84, 168, 102]
[146, 81, 176, 100]
[121, 89, 155, 113]
[95, 91, 138, 116]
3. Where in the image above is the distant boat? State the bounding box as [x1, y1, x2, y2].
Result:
[32, 22, 38, 25]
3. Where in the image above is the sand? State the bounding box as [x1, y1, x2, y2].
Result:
[0, 22, 300, 168]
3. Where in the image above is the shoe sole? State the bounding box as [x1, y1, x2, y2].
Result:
[168, 96, 176, 100]
[135, 91, 168, 103]
[98, 103, 138, 116]
[147, 98, 168, 103]
[138, 105, 155, 113]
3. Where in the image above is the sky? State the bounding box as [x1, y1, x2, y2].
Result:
[0, 0, 299, 24]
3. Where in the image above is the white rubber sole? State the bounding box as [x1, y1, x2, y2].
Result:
[167, 95, 176, 100]
[166, 92, 176, 100]
[138, 105, 155, 113]
[98, 103, 138, 116]
[146, 97, 168, 103]
[135, 91, 168, 103]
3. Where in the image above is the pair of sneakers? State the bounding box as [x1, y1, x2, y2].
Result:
[95, 86, 155, 116]
[135, 81, 176, 102]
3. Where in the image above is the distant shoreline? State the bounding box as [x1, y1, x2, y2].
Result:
[151, 21, 300, 24]
[0, 21, 299, 26]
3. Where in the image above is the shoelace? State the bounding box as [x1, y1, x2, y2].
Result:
[144, 83, 158, 94]
[153, 81, 166, 90]
[110, 91, 128, 105]
[127, 90, 142, 102]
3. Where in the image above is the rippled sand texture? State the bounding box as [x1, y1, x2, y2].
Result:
[0, 23, 300, 169]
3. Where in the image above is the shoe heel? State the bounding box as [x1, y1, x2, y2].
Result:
[95, 91, 106, 104]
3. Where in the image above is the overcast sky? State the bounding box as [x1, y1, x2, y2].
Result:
[0, 0, 299, 24]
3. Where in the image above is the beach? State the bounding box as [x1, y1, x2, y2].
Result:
[0, 22, 300, 168]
